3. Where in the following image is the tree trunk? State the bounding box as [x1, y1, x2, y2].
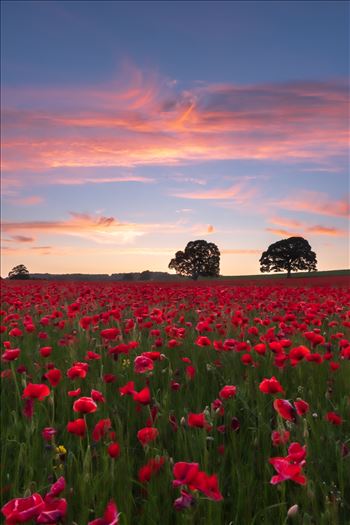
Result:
[287, 268, 291, 278]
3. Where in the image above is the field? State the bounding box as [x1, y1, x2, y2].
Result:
[1, 277, 349, 524]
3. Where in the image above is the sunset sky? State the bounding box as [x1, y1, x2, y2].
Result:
[1, 0, 349, 276]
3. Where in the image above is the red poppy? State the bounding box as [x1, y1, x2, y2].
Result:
[133, 387, 151, 405]
[45, 368, 62, 387]
[92, 419, 111, 442]
[259, 377, 284, 395]
[269, 457, 306, 485]
[88, 500, 119, 525]
[68, 388, 81, 397]
[1, 348, 20, 362]
[2, 493, 44, 524]
[67, 418, 87, 437]
[100, 328, 120, 340]
[271, 430, 290, 446]
[187, 413, 211, 430]
[134, 355, 154, 374]
[325, 411, 343, 425]
[193, 471, 223, 501]
[119, 381, 135, 396]
[137, 427, 159, 446]
[138, 456, 165, 483]
[107, 442, 121, 459]
[91, 389, 105, 403]
[22, 383, 50, 401]
[294, 399, 309, 416]
[39, 346, 52, 358]
[42, 427, 57, 441]
[273, 399, 296, 422]
[195, 336, 211, 347]
[67, 363, 88, 380]
[173, 462, 200, 488]
[219, 385, 237, 399]
[73, 397, 97, 414]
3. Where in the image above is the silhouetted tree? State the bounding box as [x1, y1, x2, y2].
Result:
[8, 264, 30, 280]
[260, 237, 317, 278]
[169, 240, 220, 280]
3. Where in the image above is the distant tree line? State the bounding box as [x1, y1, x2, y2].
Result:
[7, 236, 318, 281]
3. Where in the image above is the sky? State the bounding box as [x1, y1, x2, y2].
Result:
[1, 0, 349, 276]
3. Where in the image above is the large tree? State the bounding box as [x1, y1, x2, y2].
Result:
[260, 237, 317, 278]
[169, 240, 220, 280]
[8, 264, 30, 280]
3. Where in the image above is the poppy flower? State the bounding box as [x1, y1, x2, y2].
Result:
[219, 385, 237, 399]
[39, 347, 52, 358]
[173, 462, 200, 488]
[259, 377, 284, 395]
[137, 427, 159, 446]
[1, 348, 20, 362]
[73, 397, 97, 414]
[92, 419, 111, 442]
[286, 443, 307, 465]
[45, 369, 62, 387]
[42, 427, 57, 441]
[294, 399, 309, 416]
[134, 355, 154, 374]
[273, 399, 296, 422]
[2, 493, 44, 524]
[138, 456, 165, 483]
[36, 497, 67, 524]
[100, 328, 120, 340]
[173, 490, 195, 511]
[325, 412, 343, 425]
[119, 381, 135, 396]
[67, 363, 88, 380]
[91, 389, 105, 403]
[67, 418, 87, 437]
[107, 442, 121, 459]
[133, 387, 151, 405]
[269, 457, 306, 485]
[193, 470, 223, 501]
[88, 500, 119, 525]
[187, 413, 211, 430]
[22, 383, 50, 401]
[68, 388, 81, 397]
[271, 430, 290, 446]
[195, 336, 211, 347]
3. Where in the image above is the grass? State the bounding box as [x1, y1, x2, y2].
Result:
[1, 280, 349, 524]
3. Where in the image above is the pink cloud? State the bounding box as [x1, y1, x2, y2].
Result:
[267, 217, 347, 237]
[274, 191, 349, 218]
[2, 68, 348, 179]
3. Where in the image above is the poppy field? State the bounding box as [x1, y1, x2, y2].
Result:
[1, 278, 349, 524]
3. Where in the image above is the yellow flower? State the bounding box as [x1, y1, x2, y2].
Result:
[56, 445, 67, 455]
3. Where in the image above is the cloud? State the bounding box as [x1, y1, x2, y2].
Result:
[1, 212, 217, 245]
[266, 216, 347, 237]
[5, 235, 36, 243]
[274, 192, 349, 218]
[2, 66, 348, 182]
[207, 225, 214, 233]
[9, 196, 44, 206]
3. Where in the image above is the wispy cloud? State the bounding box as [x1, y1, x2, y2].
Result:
[2, 64, 348, 183]
[273, 191, 349, 218]
[267, 215, 347, 237]
[1, 212, 218, 245]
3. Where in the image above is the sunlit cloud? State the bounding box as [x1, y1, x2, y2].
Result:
[273, 191, 349, 217]
[266, 216, 347, 237]
[1, 212, 218, 245]
[2, 64, 348, 185]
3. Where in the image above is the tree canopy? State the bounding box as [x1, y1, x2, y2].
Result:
[259, 237, 317, 277]
[169, 240, 220, 280]
[8, 264, 30, 280]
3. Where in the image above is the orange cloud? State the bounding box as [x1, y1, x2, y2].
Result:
[267, 217, 347, 237]
[1, 213, 218, 245]
[2, 68, 348, 178]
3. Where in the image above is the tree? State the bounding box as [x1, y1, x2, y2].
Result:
[8, 264, 30, 280]
[169, 240, 220, 280]
[259, 237, 317, 278]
